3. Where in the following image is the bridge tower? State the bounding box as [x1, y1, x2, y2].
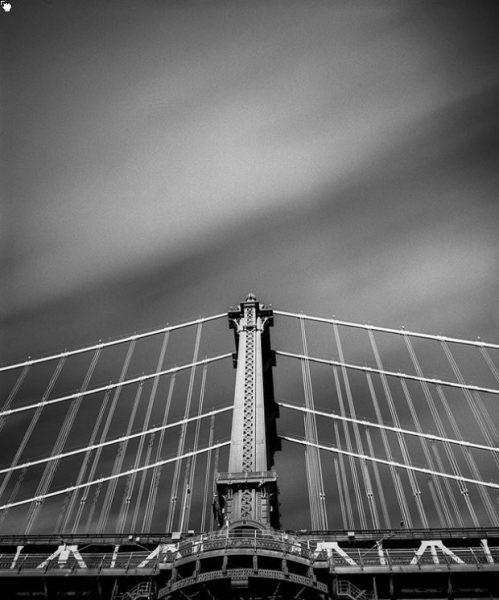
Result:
[214, 293, 280, 530]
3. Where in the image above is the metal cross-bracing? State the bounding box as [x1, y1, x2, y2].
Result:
[0, 295, 498, 598]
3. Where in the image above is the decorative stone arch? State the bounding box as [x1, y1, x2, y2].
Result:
[228, 519, 271, 533]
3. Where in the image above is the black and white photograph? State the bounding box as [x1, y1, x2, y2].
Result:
[2, 1, 499, 598]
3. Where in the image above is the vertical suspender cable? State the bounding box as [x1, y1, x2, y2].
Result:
[409, 380, 463, 527]
[387, 379, 425, 529]
[85, 481, 103, 533]
[0, 357, 66, 503]
[479, 349, 499, 441]
[55, 492, 72, 532]
[140, 436, 160, 532]
[399, 378, 447, 527]
[201, 414, 216, 533]
[332, 368, 355, 529]
[365, 372, 411, 527]
[166, 323, 202, 532]
[403, 335, 458, 527]
[140, 372, 176, 532]
[99, 381, 144, 533]
[300, 361, 318, 527]
[81, 340, 136, 532]
[368, 331, 417, 528]
[299, 318, 318, 530]
[24, 349, 101, 535]
[331, 359, 366, 529]
[0, 364, 30, 433]
[473, 392, 499, 451]
[210, 446, 220, 531]
[126, 330, 170, 532]
[116, 474, 133, 533]
[130, 433, 155, 530]
[332, 450, 347, 529]
[0, 369, 28, 528]
[435, 385, 482, 526]
[441, 341, 499, 470]
[178, 454, 192, 532]
[66, 389, 111, 533]
[431, 440, 462, 527]
[303, 412, 318, 530]
[364, 426, 391, 529]
[332, 455, 347, 530]
[440, 341, 499, 526]
[0, 468, 27, 529]
[439, 384, 498, 525]
[480, 347, 499, 383]
[183, 362, 208, 530]
[300, 316, 328, 530]
[332, 324, 378, 529]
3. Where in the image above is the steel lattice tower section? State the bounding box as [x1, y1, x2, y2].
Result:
[215, 293, 280, 530]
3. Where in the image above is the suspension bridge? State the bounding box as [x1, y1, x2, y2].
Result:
[0, 294, 498, 599]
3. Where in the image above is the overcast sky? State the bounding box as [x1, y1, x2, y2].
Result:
[3, 0, 499, 360]
[1, 1, 499, 533]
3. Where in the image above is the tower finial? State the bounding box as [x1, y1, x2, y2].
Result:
[245, 292, 256, 302]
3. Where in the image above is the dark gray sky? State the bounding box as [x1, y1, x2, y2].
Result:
[3, 0, 499, 358]
[1, 1, 499, 533]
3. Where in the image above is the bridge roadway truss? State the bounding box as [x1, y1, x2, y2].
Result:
[0, 528, 497, 599]
[1, 295, 498, 598]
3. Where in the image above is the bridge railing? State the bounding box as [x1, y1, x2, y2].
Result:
[0, 543, 497, 574]
[0, 528, 498, 574]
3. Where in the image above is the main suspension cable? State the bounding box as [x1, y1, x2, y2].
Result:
[275, 350, 499, 396]
[0, 313, 226, 373]
[277, 403, 499, 454]
[281, 436, 499, 491]
[0, 354, 232, 418]
[0, 442, 231, 512]
[0, 405, 232, 477]
[274, 310, 499, 350]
